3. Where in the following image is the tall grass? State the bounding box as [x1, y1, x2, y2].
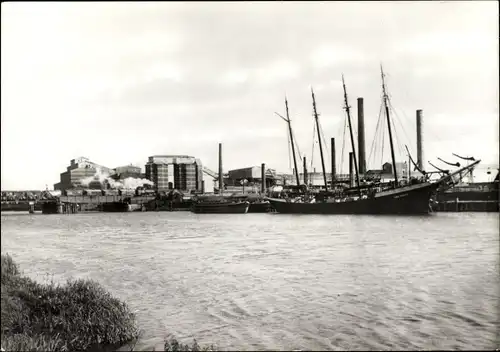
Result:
[1, 253, 140, 351]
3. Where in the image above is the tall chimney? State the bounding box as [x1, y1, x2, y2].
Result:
[349, 152, 354, 187]
[331, 138, 336, 185]
[357, 98, 366, 174]
[416, 110, 424, 171]
[303, 156, 308, 185]
[218, 143, 223, 195]
[261, 163, 266, 193]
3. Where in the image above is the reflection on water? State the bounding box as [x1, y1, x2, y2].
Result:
[1, 211, 499, 350]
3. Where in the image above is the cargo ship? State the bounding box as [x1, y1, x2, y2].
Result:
[267, 67, 480, 215]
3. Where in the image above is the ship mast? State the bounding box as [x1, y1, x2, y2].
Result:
[275, 98, 301, 187]
[311, 88, 328, 191]
[285, 98, 301, 187]
[380, 65, 399, 187]
[342, 75, 361, 194]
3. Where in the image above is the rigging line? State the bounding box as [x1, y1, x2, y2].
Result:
[319, 122, 330, 164]
[287, 124, 292, 169]
[396, 92, 443, 145]
[368, 105, 382, 165]
[368, 102, 384, 167]
[380, 105, 386, 170]
[335, 110, 345, 174]
[291, 129, 303, 162]
[377, 101, 386, 163]
[393, 91, 444, 146]
[386, 106, 403, 158]
[392, 102, 416, 145]
[310, 122, 316, 172]
[391, 116, 406, 164]
[388, 100, 414, 155]
[340, 109, 348, 176]
[385, 88, 421, 165]
[395, 113, 413, 162]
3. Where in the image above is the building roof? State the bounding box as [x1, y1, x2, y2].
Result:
[114, 165, 141, 171]
[148, 155, 197, 164]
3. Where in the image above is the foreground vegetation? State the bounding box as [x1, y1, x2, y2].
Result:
[1, 254, 216, 352]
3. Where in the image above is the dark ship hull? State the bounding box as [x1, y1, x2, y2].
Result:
[248, 201, 272, 213]
[100, 202, 130, 212]
[268, 182, 439, 215]
[1, 202, 42, 212]
[191, 201, 250, 214]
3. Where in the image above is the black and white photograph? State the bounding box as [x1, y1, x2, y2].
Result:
[1, 1, 498, 351]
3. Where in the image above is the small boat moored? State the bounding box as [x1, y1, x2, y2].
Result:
[191, 200, 250, 214]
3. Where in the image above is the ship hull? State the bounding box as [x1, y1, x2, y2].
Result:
[100, 202, 130, 212]
[267, 182, 438, 215]
[248, 201, 272, 213]
[191, 201, 250, 214]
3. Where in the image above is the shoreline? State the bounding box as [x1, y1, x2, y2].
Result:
[0, 254, 216, 352]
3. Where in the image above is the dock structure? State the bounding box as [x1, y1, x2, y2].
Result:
[435, 199, 499, 212]
[38, 195, 156, 214]
[58, 195, 155, 204]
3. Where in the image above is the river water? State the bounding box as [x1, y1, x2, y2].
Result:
[1, 211, 499, 351]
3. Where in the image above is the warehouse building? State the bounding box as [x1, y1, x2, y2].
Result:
[145, 155, 203, 193]
[53, 157, 115, 191]
[227, 166, 276, 188]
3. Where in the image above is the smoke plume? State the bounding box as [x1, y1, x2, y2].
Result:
[80, 168, 154, 190]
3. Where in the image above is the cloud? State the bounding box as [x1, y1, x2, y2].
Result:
[1, 1, 498, 190]
[255, 60, 301, 84]
[220, 69, 250, 85]
[310, 45, 372, 69]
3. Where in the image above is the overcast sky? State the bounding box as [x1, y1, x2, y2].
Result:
[1, 1, 498, 190]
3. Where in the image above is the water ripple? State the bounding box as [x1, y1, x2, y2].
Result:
[1, 211, 499, 351]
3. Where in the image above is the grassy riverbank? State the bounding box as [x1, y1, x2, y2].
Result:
[1, 254, 215, 351]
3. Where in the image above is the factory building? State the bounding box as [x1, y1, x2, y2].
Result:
[381, 162, 409, 179]
[54, 157, 114, 191]
[145, 155, 203, 193]
[226, 166, 276, 187]
[145, 163, 169, 191]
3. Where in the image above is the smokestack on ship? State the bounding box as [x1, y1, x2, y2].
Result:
[218, 143, 223, 195]
[303, 156, 308, 186]
[331, 138, 336, 185]
[357, 98, 366, 175]
[261, 163, 266, 193]
[416, 110, 424, 171]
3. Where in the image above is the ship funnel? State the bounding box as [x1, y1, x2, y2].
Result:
[218, 143, 223, 194]
[331, 138, 336, 185]
[357, 98, 366, 174]
[261, 163, 266, 193]
[303, 156, 308, 185]
[416, 110, 424, 171]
